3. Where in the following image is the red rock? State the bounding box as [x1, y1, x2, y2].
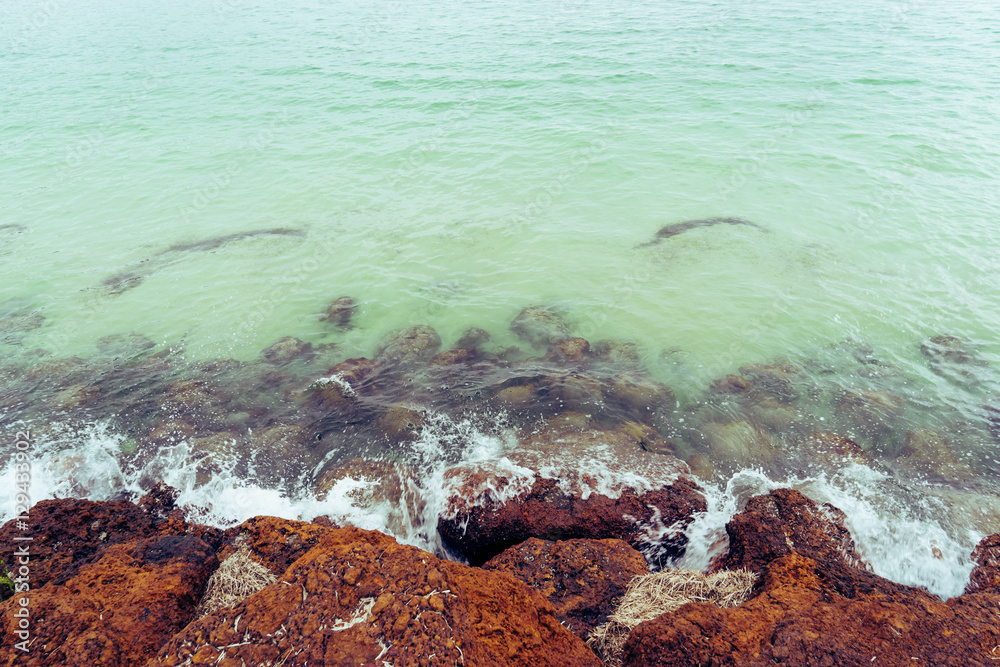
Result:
[712, 488, 908, 599]
[438, 423, 703, 566]
[621, 553, 1000, 667]
[0, 494, 221, 589]
[484, 537, 650, 640]
[967, 533, 1000, 593]
[149, 526, 602, 667]
[217, 516, 341, 575]
[0, 535, 217, 667]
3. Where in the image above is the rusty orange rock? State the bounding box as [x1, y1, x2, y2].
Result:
[1, 535, 217, 667]
[484, 537, 650, 640]
[150, 526, 602, 667]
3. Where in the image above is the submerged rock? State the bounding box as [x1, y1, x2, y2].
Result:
[834, 389, 904, 447]
[455, 326, 491, 351]
[484, 537, 650, 641]
[375, 324, 442, 365]
[800, 431, 867, 467]
[738, 361, 802, 402]
[511, 305, 574, 347]
[698, 419, 775, 463]
[310, 357, 380, 407]
[261, 336, 314, 365]
[320, 295, 357, 328]
[898, 427, 977, 482]
[593, 338, 641, 367]
[547, 336, 591, 364]
[376, 403, 426, 442]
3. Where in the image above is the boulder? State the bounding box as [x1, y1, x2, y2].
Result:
[511, 305, 573, 347]
[375, 325, 441, 365]
[438, 423, 705, 566]
[834, 389, 904, 446]
[621, 553, 1000, 667]
[261, 336, 314, 365]
[967, 533, 1000, 593]
[320, 296, 356, 328]
[0, 536, 217, 667]
[484, 537, 650, 640]
[149, 526, 602, 667]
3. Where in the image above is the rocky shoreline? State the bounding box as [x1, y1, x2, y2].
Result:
[2, 478, 998, 666]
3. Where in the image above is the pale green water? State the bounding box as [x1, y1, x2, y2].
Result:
[2, 0, 1000, 596]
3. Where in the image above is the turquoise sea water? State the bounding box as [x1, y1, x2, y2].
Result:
[2, 0, 1000, 597]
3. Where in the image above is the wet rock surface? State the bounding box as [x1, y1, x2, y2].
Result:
[622, 489, 1000, 667]
[484, 537, 650, 640]
[438, 424, 706, 566]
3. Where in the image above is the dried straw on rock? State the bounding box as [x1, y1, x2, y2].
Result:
[588, 568, 757, 665]
[194, 546, 277, 618]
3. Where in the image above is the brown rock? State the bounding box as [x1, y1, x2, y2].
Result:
[376, 404, 426, 442]
[738, 361, 802, 402]
[261, 336, 314, 365]
[801, 431, 867, 466]
[834, 389, 904, 445]
[621, 553, 1000, 667]
[375, 325, 442, 365]
[548, 337, 591, 364]
[428, 347, 478, 365]
[149, 527, 602, 667]
[511, 305, 574, 346]
[714, 488, 911, 599]
[217, 516, 341, 575]
[709, 374, 752, 395]
[699, 419, 775, 462]
[320, 296, 356, 328]
[0, 535, 217, 667]
[484, 537, 650, 640]
[0, 496, 221, 590]
[899, 427, 977, 482]
[967, 533, 1000, 593]
[607, 372, 675, 420]
[310, 357, 380, 407]
[592, 339, 641, 366]
[438, 431, 705, 566]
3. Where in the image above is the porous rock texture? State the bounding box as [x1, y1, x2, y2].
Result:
[150, 526, 602, 667]
[1, 535, 217, 667]
[621, 489, 1000, 667]
[483, 537, 650, 640]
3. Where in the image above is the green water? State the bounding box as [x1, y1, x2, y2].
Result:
[2, 0, 1000, 596]
[4, 0, 998, 373]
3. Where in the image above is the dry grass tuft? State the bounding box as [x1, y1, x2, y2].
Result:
[194, 546, 278, 618]
[588, 568, 757, 666]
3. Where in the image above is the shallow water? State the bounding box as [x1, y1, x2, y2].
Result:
[2, 0, 999, 599]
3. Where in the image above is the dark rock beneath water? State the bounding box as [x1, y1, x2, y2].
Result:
[834, 388, 903, 447]
[511, 305, 574, 347]
[261, 336, 314, 365]
[710, 373, 753, 395]
[428, 347, 478, 365]
[593, 338, 641, 366]
[310, 357, 380, 407]
[320, 295, 356, 328]
[898, 427, 977, 482]
[800, 431, 867, 466]
[607, 372, 675, 421]
[738, 361, 802, 402]
[375, 324, 442, 365]
[376, 403, 426, 442]
[455, 326, 491, 351]
[484, 537, 650, 641]
[547, 337, 591, 364]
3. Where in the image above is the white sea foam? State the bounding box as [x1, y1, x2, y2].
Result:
[0, 418, 987, 599]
